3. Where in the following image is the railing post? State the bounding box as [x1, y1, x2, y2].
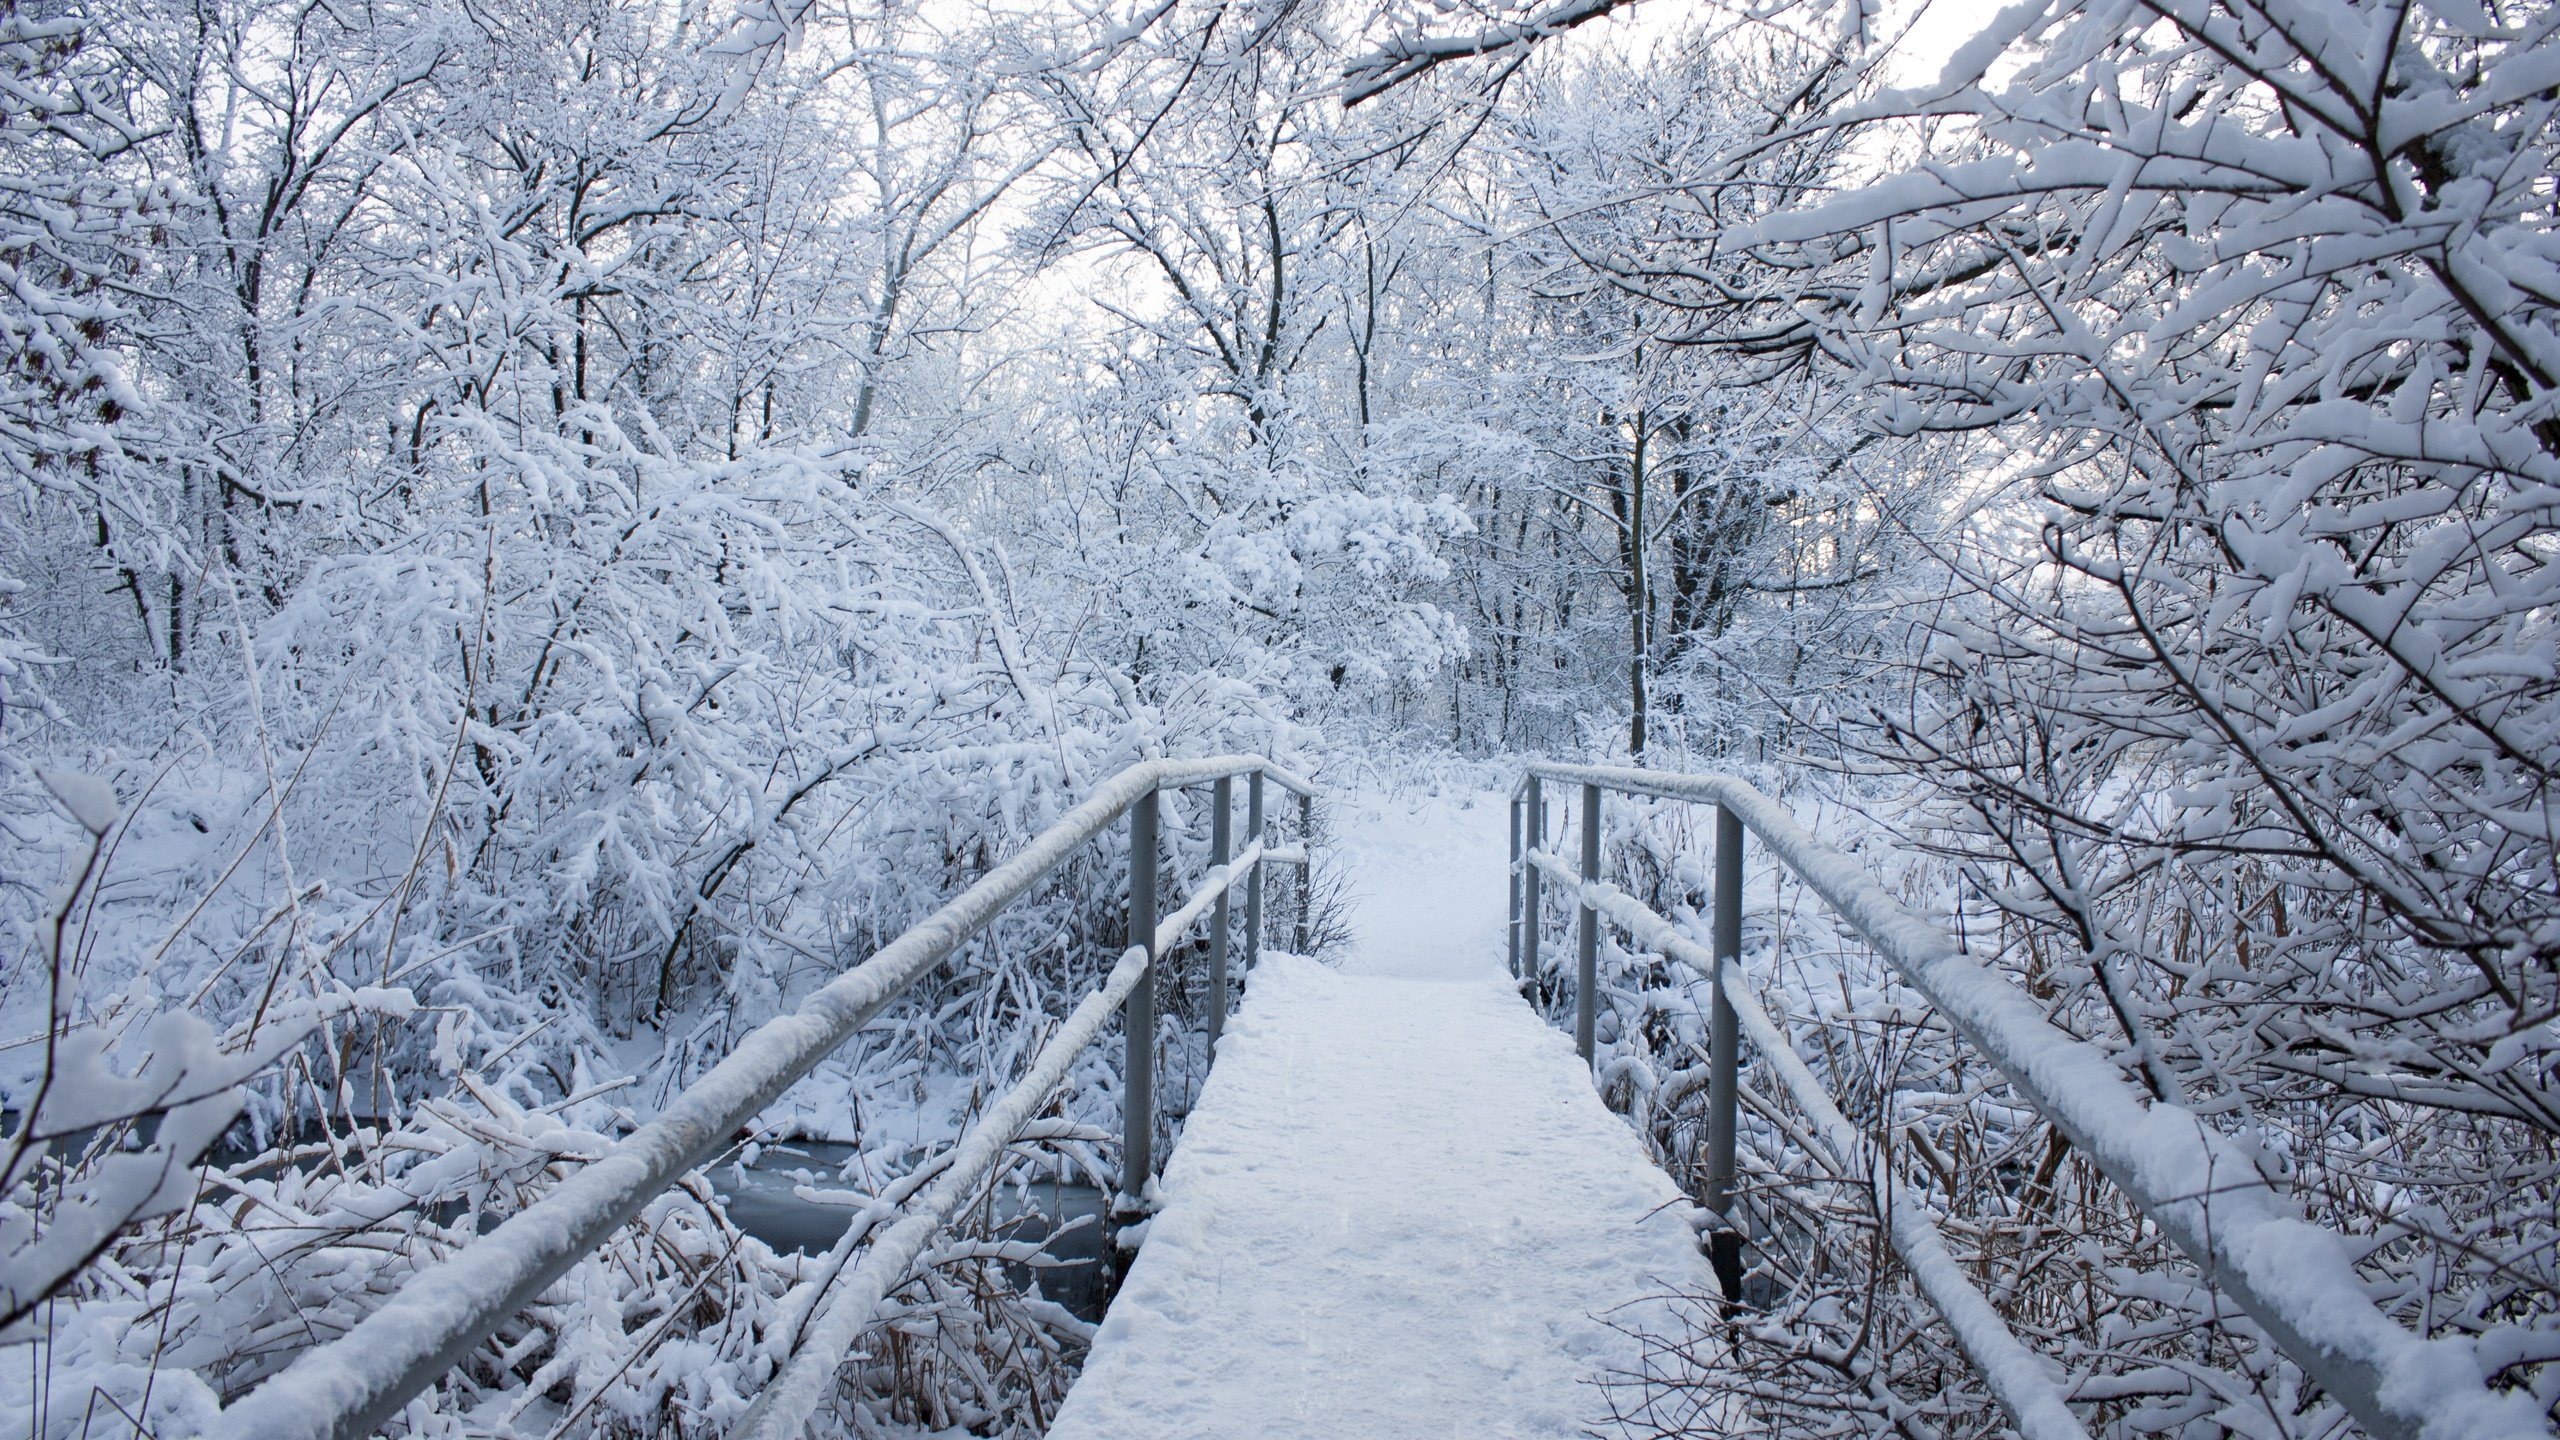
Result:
[1522, 775, 1544, 982]
[1507, 794, 1524, 978]
[1707, 801, 1744, 1301]
[1576, 782, 1602, 1065]
[1244, 771, 1265, 971]
[1293, 790, 1314, 954]
[1206, 775, 1233, 1060]
[1122, 786, 1160, 1211]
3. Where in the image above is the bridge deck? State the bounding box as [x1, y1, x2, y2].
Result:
[1046, 794, 1712, 1440]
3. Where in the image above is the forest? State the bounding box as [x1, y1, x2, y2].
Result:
[1, 0, 2554, 1434]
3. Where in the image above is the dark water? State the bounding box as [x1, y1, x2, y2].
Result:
[714, 1141, 1114, 1321]
[3, 1111, 1117, 1322]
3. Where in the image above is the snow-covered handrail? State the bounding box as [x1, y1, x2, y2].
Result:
[734, 836, 1265, 1440]
[210, 756, 1313, 1440]
[1522, 847, 2088, 1440]
[1520, 761, 2543, 1440]
[1252, 759, 1319, 798]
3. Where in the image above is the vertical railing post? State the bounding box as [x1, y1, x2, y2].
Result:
[1206, 775, 1233, 1060]
[1121, 786, 1160, 1212]
[1522, 774, 1544, 983]
[1575, 782, 1602, 1065]
[1707, 801, 1744, 1301]
[1507, 793, 1524, 978]
[1244, 771, 1265, 972]
[1292, 790, 1314, 954]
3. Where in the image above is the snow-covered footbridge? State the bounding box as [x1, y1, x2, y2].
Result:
[205, 759, 2538, 1440]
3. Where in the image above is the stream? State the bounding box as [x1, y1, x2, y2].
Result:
[713, 1140, 1115, 1322]
[7, 1112, 1119, 1324]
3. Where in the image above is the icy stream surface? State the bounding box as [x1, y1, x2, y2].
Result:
[1045, 787, 1712, 1438]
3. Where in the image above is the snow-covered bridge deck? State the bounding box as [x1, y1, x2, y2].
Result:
[1046, 796, 1711, 1440]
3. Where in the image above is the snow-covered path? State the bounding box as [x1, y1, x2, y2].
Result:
[1044, 789, 1709, 1439]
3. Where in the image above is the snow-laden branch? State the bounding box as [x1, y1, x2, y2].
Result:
[1339, 0, 1634, 106]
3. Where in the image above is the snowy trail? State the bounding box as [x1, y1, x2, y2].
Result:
[1327, 787, 1513, 980]
[1045, 788, 1708, 1439]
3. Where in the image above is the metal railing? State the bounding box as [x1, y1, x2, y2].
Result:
[211, 755, 1317, 1440]
[1512, 760, 2541, 1440]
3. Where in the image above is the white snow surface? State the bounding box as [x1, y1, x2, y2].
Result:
[1046, 787, 1709, 1439]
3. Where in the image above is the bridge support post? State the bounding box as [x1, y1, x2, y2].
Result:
[1293, 791, 1314, 954]
[1122, 786, 1160, 1212]
[1244, 772, 1264, 971]
[1507, 795, 1524, 978]
[1707, 801, 1744, 1302]
[1576, 783, 1601, 1065]
[1522, 776, 1543, 983]
[1207, 775, 1233, 1060]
